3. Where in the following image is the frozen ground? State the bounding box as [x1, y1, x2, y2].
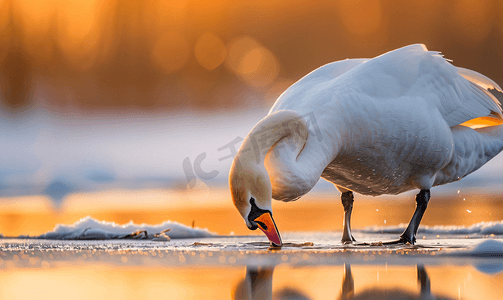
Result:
[2, 236, 501, 300]
[2, 222, 503, 300]
[1, 232, 502, 272]
[1, 217, 502, 274]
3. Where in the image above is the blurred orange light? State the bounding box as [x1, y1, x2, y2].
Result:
[58, 0, 100, 41]
[335, 0, 383, 38]
[57, 0, 101, 70]
[194, 33, 227, 71]
[226, 37, 259, 71]
[498, 1, 503, 34]
[151, 0, 189, 29]
[15, 0, 56, 62]
[15, 0, 54, 36]
[226, 36, 279, 88]
[239, 48, 279, 87]
[151, 30, 191, 73]
[0, 0, 11, 32]
[450, 0, 492, 44]
[265, 78, 295, 104]
[0, 0, 10, 64]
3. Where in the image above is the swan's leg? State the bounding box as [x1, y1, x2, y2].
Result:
[417, 265, 432, 298]
[341, 191, 356, 244]
[340, 264, 354, 300]
[398, 189, 430, 244]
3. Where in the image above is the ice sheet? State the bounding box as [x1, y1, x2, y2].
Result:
[1, 234, 503, 271]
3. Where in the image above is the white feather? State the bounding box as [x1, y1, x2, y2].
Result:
[260, 44, 503, 198]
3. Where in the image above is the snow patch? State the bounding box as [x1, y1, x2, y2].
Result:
[23, 216, 215, 240]
[362, 220, 503, 235]
[470, 239, 503, 256]
[462, 240, 503, 274]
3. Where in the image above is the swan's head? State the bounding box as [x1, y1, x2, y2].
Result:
[229, 158, 282, 247]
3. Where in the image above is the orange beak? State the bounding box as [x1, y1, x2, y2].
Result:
[254, 212, 282, 247]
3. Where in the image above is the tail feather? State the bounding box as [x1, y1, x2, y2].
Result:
[457, 67, 503, 120]
[458, 67, 502, 93]
[435, 124, 503, 186]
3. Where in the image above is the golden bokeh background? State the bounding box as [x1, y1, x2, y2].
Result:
[1, 0, 503, 111]
[1, 0, 503, 237]
[1, 4, 503, 299]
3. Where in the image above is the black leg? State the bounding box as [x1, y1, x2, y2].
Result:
[417, 265, 432, 298]
[399, 189, 430, 245]
[341, 191, 356, 244]
[340, 264, 354, 300]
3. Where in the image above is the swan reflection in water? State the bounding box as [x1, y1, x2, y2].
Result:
[233, 265, 455, 300]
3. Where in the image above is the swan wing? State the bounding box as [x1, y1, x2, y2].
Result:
[457, 67, 503, 124]
[301, 58, 369, 82]
[457, 67, 502, 91]
[270, 58, 368, 113]
[419, 55, 503, 126]
[349, 44, 502, 127]
[272, 44, 502, 127]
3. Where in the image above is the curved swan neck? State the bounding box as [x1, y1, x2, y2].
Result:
[234, 110, 328, 201]
[236, 110, 308, 167]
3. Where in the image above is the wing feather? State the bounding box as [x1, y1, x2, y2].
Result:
[348, 44, 503, 127]
[270, 58, 368, 113]
[271, 44, 502, 128]
[293, 58, 369, 85]
[457, 67, 502, 91]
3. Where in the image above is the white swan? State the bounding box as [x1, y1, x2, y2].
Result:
[229, 44, 503, 247]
